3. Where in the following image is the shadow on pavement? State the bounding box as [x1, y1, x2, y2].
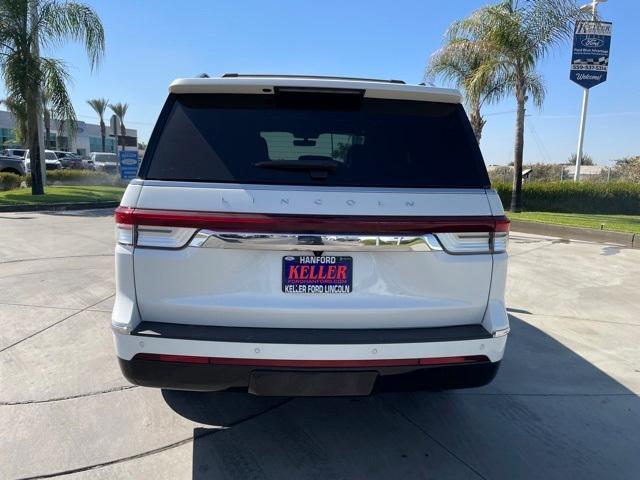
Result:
[161, 316, 640, 480]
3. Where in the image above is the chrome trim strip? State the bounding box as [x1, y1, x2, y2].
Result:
[138, 180, 488, 195]
[189, 230, 443, 252]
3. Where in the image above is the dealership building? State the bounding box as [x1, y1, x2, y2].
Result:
[0, 110, 137, 156]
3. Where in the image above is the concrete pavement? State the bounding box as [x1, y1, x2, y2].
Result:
[1, 210, 639, 479]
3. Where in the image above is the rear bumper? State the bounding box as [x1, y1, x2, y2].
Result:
[114, 321, 507, 395]
[118, 356, 501, 395]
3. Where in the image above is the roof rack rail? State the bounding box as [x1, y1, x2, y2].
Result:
[221, 73, 406, 84]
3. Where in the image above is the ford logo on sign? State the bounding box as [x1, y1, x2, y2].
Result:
[121, 157, 138, 166]
[581, 37, 604, 47]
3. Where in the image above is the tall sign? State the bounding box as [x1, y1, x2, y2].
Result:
[119, 150, 139, 181]
[570, 21, 612, 89]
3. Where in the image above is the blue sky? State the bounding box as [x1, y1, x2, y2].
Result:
[43, 0, 640, 165]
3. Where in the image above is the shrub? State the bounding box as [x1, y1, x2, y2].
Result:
[0, 172, 24, 191]
[26, 169, 127, 187]
[610, 156, 640, 183]
[492, 181, 640, 214]
[488, 163, 568, 183]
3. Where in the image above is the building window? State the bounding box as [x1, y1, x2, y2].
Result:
[46, 132, 57, 149]
[0, 128, 20, 148]
[89, 136, 116, 153]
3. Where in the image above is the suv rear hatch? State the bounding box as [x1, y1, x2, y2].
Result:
[123, 84, 505, 330]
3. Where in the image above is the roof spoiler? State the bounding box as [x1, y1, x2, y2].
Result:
[221, 73, 406, 84]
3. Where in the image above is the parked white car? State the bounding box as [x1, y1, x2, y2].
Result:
[91, 152, 118, 173]
[112, 74, 510, 396]
[24, 149, 62, 171]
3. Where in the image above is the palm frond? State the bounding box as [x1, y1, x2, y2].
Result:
[522, 0, 585, 58]
[41, 57, 77, 136]
[87, 97, 108, 120]
[523, 71, 546, 107]
[39, 1, 105, 71]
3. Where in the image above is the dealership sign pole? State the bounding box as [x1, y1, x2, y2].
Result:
[570, 1, 612, 181]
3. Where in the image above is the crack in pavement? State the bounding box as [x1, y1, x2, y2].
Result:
[380, 398, 489, 480]
[0, 294, 115, 354]
[0, 267, 112, 280]
[0, 385, 138, 406]
[0, 302, 78, 311]
[0, 254, 113, 265]
[15, 398, 294, 480]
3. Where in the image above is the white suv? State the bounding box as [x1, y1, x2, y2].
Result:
[112, 74, 510, 396]
[24, 149, 62, 171]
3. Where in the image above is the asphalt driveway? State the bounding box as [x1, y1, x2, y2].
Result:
[1, 209, 639, 479]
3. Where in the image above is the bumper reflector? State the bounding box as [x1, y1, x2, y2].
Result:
[133, 353, 489, 367]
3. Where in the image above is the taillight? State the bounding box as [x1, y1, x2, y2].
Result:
[115, 222, 134, 246]
[115, 207, 197, 248]
[435, 232, 493, 254]
[135, 226, 198, 248]
[435, 218, 509, 254]
[115, 207, 509, 253]
[492, 218, 510, 254]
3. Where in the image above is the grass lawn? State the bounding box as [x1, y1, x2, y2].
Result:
[509, 211, 640, 234]
[0, 185, 125, 205]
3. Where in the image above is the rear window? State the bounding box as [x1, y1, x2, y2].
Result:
[141, 93, 489, 188]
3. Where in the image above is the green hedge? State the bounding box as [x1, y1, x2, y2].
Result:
[0, 172, 23, 191]
[493, 181, 640, 214]
[26, 169, 126, 187]
[1, 170, 126, 192]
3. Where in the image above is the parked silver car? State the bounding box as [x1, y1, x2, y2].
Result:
[0, 155, 26, 176]
[53, 151, 85, 169]
[2, 148, 26, 159]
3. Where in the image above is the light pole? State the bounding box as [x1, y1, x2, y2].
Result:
[573, 0, 607, 182]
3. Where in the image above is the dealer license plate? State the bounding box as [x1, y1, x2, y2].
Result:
[282, 256, 353, 294]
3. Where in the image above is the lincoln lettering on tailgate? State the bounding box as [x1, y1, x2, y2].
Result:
[282, 256, 353, 293]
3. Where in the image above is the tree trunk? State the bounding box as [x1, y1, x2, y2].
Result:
[510, 82, 526, 213]
[44, 112, 50, 150]
[27, 96, 44, 195]
[100, 119, 106, 152]
[120, 123, 126, 151]
[28, 0, 45, 195]
[469, 104, 486, 144]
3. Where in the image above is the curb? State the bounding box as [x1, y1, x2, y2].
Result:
[510, 219, 639, 249]
[0, 201, 119, 213]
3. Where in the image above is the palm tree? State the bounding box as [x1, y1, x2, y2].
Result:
[426, 40, 505, 143]
[0, 0, 105, 194]
[87, 98, 108, 152]
[42, 92, 53, 149]
[449, 0, 584, 212]
[109, 102, 128, 152]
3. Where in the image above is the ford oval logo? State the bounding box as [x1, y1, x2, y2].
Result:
[581, 37, 604, 48]
[121, 157, 138, 166]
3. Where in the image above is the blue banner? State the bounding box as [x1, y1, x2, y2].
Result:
[119, 150, 139, 180]
[570, 21, 612, 89]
